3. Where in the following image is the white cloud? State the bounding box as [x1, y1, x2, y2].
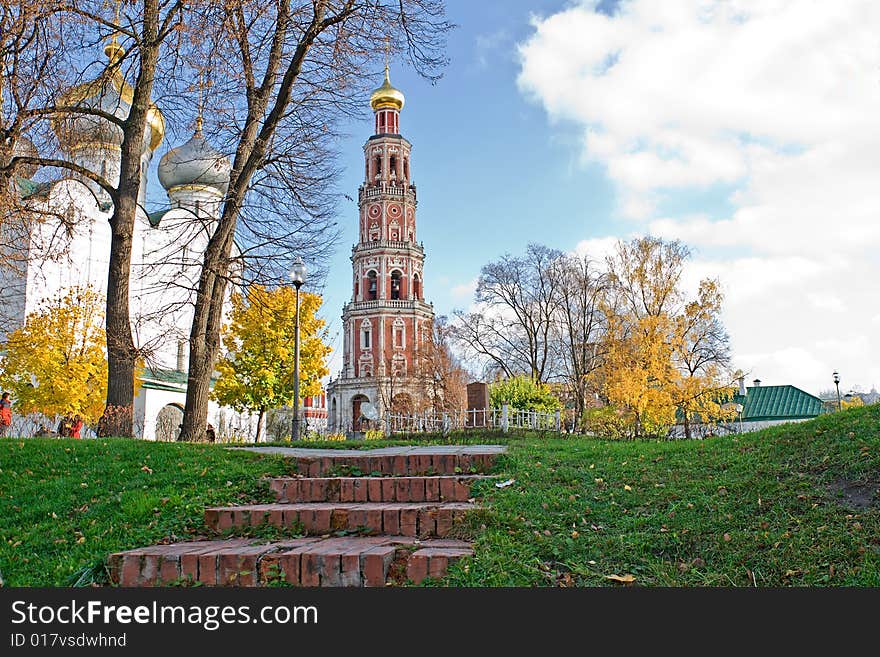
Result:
[450, 277, 478, 302]
[518, 0, 880, 394]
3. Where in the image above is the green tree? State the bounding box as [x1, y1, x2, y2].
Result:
[210, 285, 330, 442]
[0, 287, 107, 425]
[489, 375, 562, 413]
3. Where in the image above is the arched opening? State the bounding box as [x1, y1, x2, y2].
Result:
[404, 158, 409, 181]
[412, 274, 421, 300]
[352, 394, 369, 431]
[366, 270, 377, 300]
[331, 397, 338, 430]
[360, 319, 372, 350]
[390, 270, 402, 300]
[155, 403, 184, 442]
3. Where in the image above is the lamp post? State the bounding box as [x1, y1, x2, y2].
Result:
[290, 257, 307, 441]
[833, 371, 841, 412]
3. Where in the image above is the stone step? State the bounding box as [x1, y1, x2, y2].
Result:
[290, 449, 501, 477]
[204, 502, 476, 537]
[270, 475, 488, 503]
[108, 537, 473, 587]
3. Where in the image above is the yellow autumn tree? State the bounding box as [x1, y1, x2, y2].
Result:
[0, 286, 107, 424]
[211, 285, 330, 441]
[593, 237, 734, 439]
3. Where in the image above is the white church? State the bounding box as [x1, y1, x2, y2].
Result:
[0, 40, 258, 441]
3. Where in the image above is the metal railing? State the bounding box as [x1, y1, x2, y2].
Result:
[378, 404, 563, 435]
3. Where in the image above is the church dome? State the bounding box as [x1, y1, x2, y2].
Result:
[157, 130, 231, 195]
[52, 43, 165, 153]
[369, 68, 405, 111]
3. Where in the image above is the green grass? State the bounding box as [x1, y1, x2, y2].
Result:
[2, 405, 878, 586]
[444, 404, 880, 586]
[0, 439, 296, 586]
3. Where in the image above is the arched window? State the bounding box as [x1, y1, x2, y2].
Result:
[389, 155, 397, 180]
[360, 319, 372, 350]
[404, 158, 409, 181]
[366, 270, 377, 300]
[393, 317, 406, 348]
[412, 274, 421, 300]
[390, 270, 402, 300]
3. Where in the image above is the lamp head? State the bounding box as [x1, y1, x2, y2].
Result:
[290, 257, 307, 288]
[833, 371, 840, 384]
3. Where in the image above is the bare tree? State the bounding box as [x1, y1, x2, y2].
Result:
[177, 0, 452, 441]
[451, 243, 562, 382]
[550, 252, 610, 427]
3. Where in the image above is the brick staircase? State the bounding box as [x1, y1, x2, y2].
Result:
[108, 446, 504, 587]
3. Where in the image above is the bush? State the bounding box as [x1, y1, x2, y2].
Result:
[582, 405, 636, 439]
[490, 376, 562, 413]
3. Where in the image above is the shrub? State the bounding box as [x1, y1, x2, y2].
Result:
[490, 376, 561, 413]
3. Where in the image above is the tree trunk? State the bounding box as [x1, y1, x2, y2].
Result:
[98, 18, 161, 437]
[179, 236, 232, 441]
[255, 407, 265, 443]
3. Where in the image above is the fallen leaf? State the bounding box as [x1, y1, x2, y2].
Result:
[624, 485, 632, 491]
[723, 533, 732, 542]
[604, 573, 636, 584]
[141, 465, 153, 474]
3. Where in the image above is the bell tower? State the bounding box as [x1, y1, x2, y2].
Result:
[327, 66, 435, 433]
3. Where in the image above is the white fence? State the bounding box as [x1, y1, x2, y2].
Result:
[373, 405, 564, 436]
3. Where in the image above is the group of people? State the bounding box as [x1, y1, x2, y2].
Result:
[0, 392, 85, 439]
[57, 414, 85, 439]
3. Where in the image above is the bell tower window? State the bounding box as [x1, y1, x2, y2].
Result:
[390, 270, 402, 300]
[412, 274, 421, 300]
[366, 270, 377, 300]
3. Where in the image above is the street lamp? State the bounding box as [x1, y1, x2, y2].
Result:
[833, 371, 841, 412]
[290, 257, 307, 441]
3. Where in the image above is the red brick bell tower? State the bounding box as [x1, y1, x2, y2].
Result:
[327, 65, 435, 433]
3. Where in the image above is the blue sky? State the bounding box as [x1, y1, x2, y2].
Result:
[319, 0, 880, 397]
[147, 0, 880, 397]
[320, 0, 624, 373]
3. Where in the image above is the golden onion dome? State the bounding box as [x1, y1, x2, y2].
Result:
[369, 67, 405, 112]
[53, 40, 165, 153]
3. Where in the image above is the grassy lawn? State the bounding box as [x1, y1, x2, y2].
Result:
[2, 403, 878, 586]
[445, 403, 880, 586]
[0, 439, 295, 586]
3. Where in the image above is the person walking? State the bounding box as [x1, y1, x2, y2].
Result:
[0, 392, 12, 438]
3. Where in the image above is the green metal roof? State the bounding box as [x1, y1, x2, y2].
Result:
[16, 176, 52, 199]
[140, 367, 217, 392]
[734, 385, 824, 421]
[147, 209, 170, 227]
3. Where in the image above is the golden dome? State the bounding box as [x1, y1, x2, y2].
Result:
[369, 67, 405, 112]
[54, 43, 165, 152]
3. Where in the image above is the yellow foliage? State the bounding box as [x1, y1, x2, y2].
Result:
[0, 287, 107, 424]
[211, 285, 331, 416]
[596, 237, 734, 438]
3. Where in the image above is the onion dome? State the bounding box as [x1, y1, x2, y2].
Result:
[157, 126, 231, 195]
[52, 41, 165, 153]
[369, 67, 405, 111]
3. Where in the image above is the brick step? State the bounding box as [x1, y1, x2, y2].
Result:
[270, 475, 489, 503]
[109, 537, 473, 587]
[204, 502, 476, 537]
[292, 449, 501, 477]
